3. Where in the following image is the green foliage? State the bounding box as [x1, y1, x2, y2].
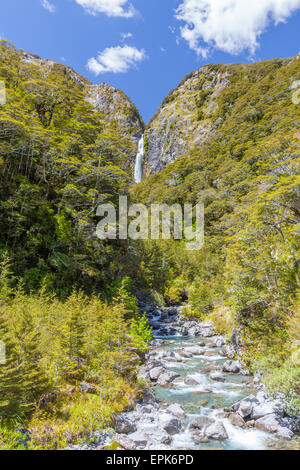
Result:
[130, 314, 153, 351]
[254, 354, 300, 416]
[0, 40, 143, 297]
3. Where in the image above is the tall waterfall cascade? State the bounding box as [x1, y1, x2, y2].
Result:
[134, 135, 144, 183]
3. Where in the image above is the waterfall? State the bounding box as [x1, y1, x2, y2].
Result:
[134, 135, 144, 183]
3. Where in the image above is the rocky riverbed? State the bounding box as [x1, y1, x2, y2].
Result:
[71, 304, 300, 451]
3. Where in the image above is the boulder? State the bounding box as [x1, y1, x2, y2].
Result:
[127, 431, 148, 448]
[190, 415, 215, 430]
[160, 415, 182, 435]
[275, 426, 294, 441]
[114, 434, 136, 450]
[137, 365, 150, 380]
[184, 375, 201, 385]
[251, 403, 275, 420]
[149, 366, 165, 381]
[210, 371, 225, 382]
[167, 403, 186, 419]
[232, 395, 259, 412]
[142, 425, 171, 445]
[255, 413, 282, 433]
[115, 415, 137, 434]
[214, 336, 226, 347]
[156, 370, 180, 386]
[189, 327, 201, 336]
[222, 360, 241, 374]
[228, 413, 245, 428]
[237, 401, 254, 419]
[204, 421, 228, 440]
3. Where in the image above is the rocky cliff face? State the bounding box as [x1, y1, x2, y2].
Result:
[145, 65, 229, 174]
[22, 51, 144, 161]
[144, 57, 298, 174]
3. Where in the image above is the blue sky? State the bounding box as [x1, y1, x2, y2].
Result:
[1, 0, 300, 122]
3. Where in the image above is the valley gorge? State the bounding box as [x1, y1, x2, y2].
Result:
[0, 40, 299, 451]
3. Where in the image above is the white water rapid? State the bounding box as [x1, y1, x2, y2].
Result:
[134, 135, 144, 183]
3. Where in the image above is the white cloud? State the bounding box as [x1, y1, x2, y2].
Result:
[41, 0, 55, 13]
[87, 45, 146, 74]
[175, 0, 300, 57]
[75, 0, 136, 18]
[121, 32, 133, 41]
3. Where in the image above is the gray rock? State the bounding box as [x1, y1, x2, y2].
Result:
[204, 421, 228, 440]
[237, 401, 254, 419]
[185, 346, 205, 355]
[255, 413, 282, 433]
[166, 403, 186, 419]
[214, 336, 226, 347]
[149, 366, 165, 381]
[127, 431, 148, 448]
[157, 370, 180, 386]
[115, 415, 137, 434]
[210, 371, 225, 382]
[275, 426, 294, 441]
[114, 434, 137, 450]
[222, 360, 241, 373]
[184, 375, 201, 385]
[189, 327, 201, 336]
[251, 403, 275, 420]
[228, 413, 245, 428]
[160, 415, 182, 435]
[190, 416, 215, 430]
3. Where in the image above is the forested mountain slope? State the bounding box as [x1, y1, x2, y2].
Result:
[134, 54, 300, 399]
[0, 40, 144, 296]
[145, 55, 300, 174]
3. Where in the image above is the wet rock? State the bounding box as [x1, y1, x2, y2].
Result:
[214, 336, 226, 347]
[210, 371, 225, 382]
[192, 432, 210, 443]
[160, 415, 182, 435]
[184, 375, 202, 385]
[189, 326, 201, 336]
[179, 350, 193, 358]
[157, 370, 180, 386]
[251, 403, 275, 420]
[246, 420, 255, 428]
[232, 395, 259, 412]
[127, 431, 148, 448]
[167, 403, 186, 419]
[141, 425, 171, 445]
[180, 327, 189, 336]
[115, 415, 137, 434]
[149, 366, 165, 381]
[114, 434, 137, 450]
[190, 415, 215, 430]
[204, 421, 228, 440]
[228, 413, 246, 428]
[275, 426, 294, 440]
[255, 413, 283, 434]
[222, 360, 241, 374]
[237, 401, 254, 419]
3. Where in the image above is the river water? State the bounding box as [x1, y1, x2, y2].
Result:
[144, 309, 299, 450]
